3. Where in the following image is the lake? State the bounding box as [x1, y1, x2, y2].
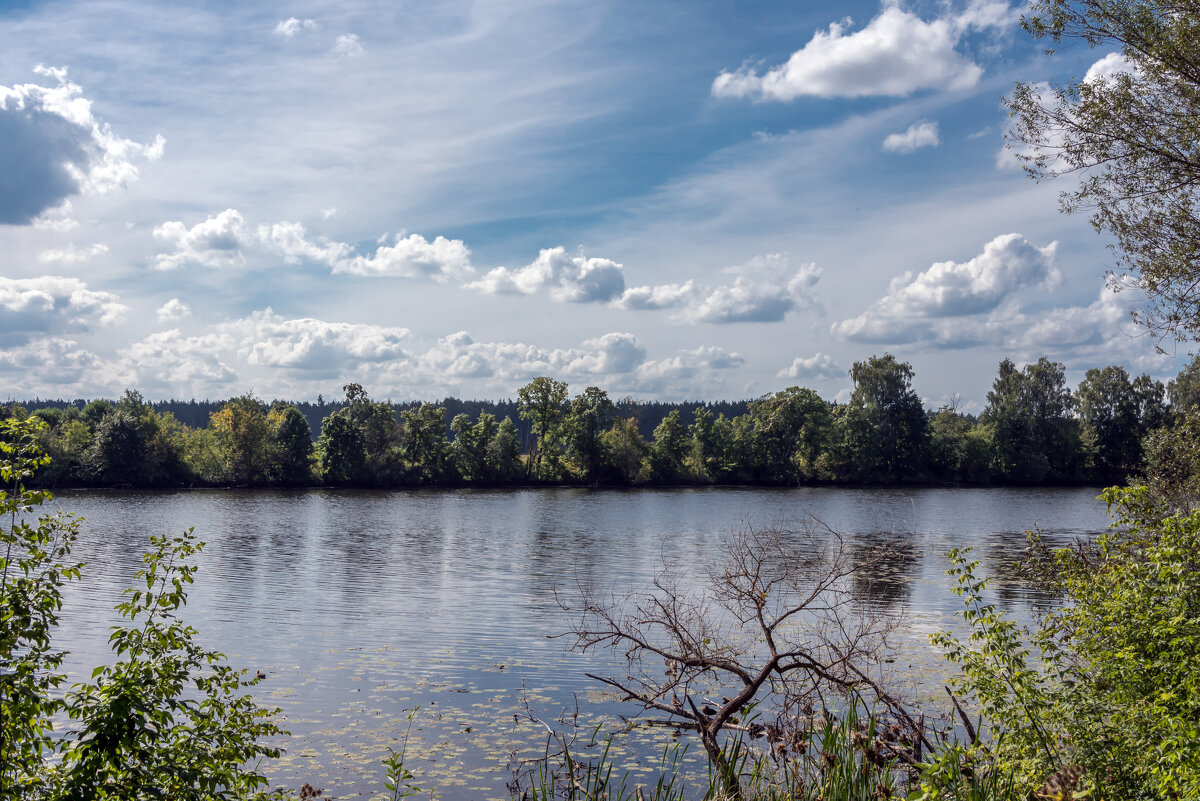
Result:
[48, 486, 1112, 799]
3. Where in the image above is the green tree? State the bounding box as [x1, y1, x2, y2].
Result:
[982, 358, 1082, 482]
[266, 404, 313, 484]
[647, 410, 689, 483]
[845, 354, 927, 482]
[401, 403, 449, 484]
[88, 410, 145, 486]
[1076, 365, 1141, 482]
[687, 407, 719, 482]
[487, 417, 523, 483]
[1169, 353, 1200, 415]
[747, 386, 832, 483]
[450, 411, 498, 483]
[209, 394, 271, 486]
[1006, 0, 1200, 341]
[1132, 370, 1169, 431]
[30, 408, 91, 486]
[316, 385, 402, 486]
[1138, 410, 1200, 513]
[181, 426, 225, 485]
[517, 377, 569, 480]
[928, 406, 994, 482]
[317, 413, 365, 485]
[601, 417, 649, 484]
[563, 387, 614, 483]
[0, 418, 83, 795]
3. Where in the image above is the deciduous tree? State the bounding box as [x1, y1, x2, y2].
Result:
[1006, 0, 1200, 341]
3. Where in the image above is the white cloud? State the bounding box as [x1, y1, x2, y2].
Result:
[883, 121, 940, 153]
[118, 329, 239, 394]
[684, 254, 821, 324]
[37, 242, 108, 263]
[569, 332, 647, 374]
[1016, 288, 1126, 352]
[32, 201, 78, 231]
[151, 210, 472, 281]
[638, 345, 746, 381]
[156, 298, 191, 322]
[0, 337, 103, 389]
[152, 209, 250, 271]
[0, 67, 163, 224]
[614, 281, 697, 310]
[832, 233, 1059, 344]
[230, 309, 411, 371]
[468, 246, 625, 302]
[333, 33, 365, 58]
[1083, 51, 1138, 85]
[777, 352, 842, 380]
[997, 52, 1134, 169]
[414, 329, 648, 382]
[711, 6, 987, 101]
[333, 233, 472, 281]
[274, 17, 317, 38]
[1010, 287, 1166, 369]
[257, 221, 352, 265]
[0, 275, 126, 344]
[466, 248, 818, 325]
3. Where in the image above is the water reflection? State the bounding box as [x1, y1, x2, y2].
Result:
[49, 485, 1110, 799]
[851, 533, 920, 608]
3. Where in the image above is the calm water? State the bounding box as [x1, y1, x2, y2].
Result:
[47, 486, 1111, 799]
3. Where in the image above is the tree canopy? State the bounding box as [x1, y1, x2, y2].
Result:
[1006, 0, 1200, 341]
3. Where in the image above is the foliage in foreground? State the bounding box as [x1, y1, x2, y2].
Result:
[929, 486, 1200, 801]
[0, 418, 286, 800]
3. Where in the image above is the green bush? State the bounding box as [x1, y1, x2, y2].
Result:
[931, 485, 1200, 800]
[0, 418, 287, 800]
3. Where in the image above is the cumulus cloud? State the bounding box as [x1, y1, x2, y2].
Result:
[0, 337, 103, 388]
[1016, 288, 1126, 352]
[414, 329, 648, 382]
[1084, 51, 1138, 85]
[229, 309, 411, 371]
[0, 275, 127, 344]
[118, 329, 239, 392]
[614, 281, 697, 310]
[332, 233, 472, 281]
[832, 233, 1059, 344]
[468, 246, 625, 302]
[0, 66, 164, 225]
[152, 209, 249, 270]
[883, 121, 940, 153]
[998, 52, 1136, 168]
[638, 345, 746, 382]
[466, 248, 820, 325]
[32, 202, 78, 232]
[156, 298, 191, 322]
[258, 221, 352, 265]
[37, 242, 108, 264]
[684, 254, 821, 324]
[274, 17, 317, 38]
[333, 34, 364, 57]
[151, 210, 472, 281]
[712, 5, 993, 101]
[777, 352, 842, 380]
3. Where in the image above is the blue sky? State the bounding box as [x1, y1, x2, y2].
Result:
[0, 0, 1181, 407]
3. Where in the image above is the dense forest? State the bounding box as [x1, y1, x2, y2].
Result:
[5, 352, 1193, 489]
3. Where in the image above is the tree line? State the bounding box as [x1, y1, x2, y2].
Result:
[6, 352, 1197, 489]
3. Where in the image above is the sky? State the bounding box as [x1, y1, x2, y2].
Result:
[0, 0, 1185, 409]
